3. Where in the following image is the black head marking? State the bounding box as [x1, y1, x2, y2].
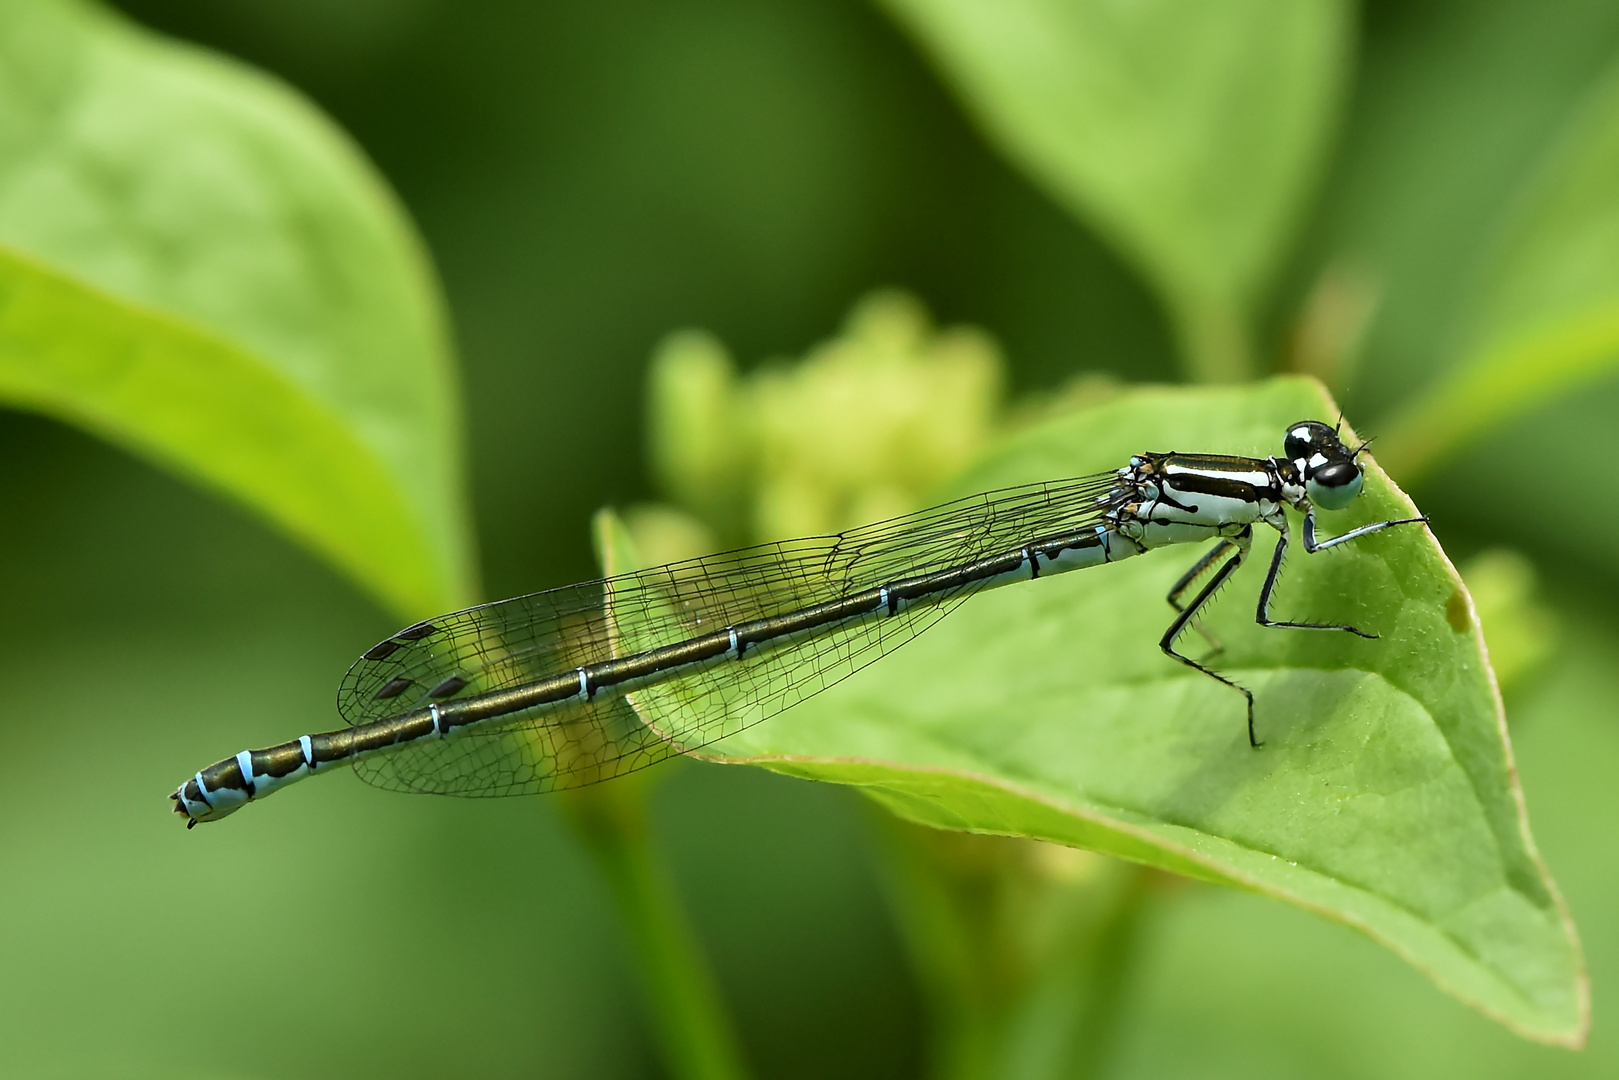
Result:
[1283, 420, 1341, 462]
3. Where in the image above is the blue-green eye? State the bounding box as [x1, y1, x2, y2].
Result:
[1307, 464, 1363, 510]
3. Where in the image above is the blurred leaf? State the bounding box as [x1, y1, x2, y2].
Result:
[0, 0, 474, 619]
[1461, 549, 1558, 696]
[647, 330, 748, 542]
[876, 0, 1351, 382]
[613, 377, 1583, 1045]
[1379, 56, 1619, 483]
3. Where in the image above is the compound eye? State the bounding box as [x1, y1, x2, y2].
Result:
[1306, 462, 1363, 510]
[1314, 461, 1357, 488]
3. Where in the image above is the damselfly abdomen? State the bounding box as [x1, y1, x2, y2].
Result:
[172, 420, 1426, 827]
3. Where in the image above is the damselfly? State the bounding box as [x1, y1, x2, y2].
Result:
[172, 420, 1427, 827]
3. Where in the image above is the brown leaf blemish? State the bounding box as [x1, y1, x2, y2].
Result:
[1446, 588, 1472, 632]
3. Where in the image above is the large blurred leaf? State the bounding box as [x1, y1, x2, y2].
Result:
[877, 0, 1351, 381]
[1380, 55, 1619, 482]
[613, 378, 1583, 1044]
[1305, 1, 1619, 422]
[0, 0, 474, 618]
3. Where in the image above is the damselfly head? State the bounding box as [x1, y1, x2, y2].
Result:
[1284, 420, 1364, 511]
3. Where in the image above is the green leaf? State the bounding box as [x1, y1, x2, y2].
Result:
[611, 377, 1584, 1044]
[0, 0, 474, 619]
[1379, 56, 1619, 484]
[876, 0, 1351, 382]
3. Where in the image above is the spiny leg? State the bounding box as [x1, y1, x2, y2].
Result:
[1301, 506, 1429, 553]
[1255, 517, 1375, 637]
[1167, 538, 1238, 653]
[1257, 509, 1431, 635]
[1159, 528, 1261, 747]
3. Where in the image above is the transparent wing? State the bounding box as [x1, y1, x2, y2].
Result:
[341, 472, 1124, 797]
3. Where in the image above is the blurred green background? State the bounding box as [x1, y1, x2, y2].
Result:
[3, 0, 1618, 1076]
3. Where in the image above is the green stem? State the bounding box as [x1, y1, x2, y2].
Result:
[1064, 865, 1152, 1080]
[562, 782, 751, 1080]
[867, 809, 1172, 1080]
[865, 817, 1003, 1080]
[867, 811, 1157, 1080]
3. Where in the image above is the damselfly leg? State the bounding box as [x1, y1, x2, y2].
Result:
[1166, 537, 1241, 654]
[1159, 528, 1261, 747]
[1162, 504, 1431, 749]
[1257, 508, 1432, 636]
[1301, 507, 1431, 554]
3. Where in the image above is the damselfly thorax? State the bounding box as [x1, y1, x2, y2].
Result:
[172, 420, 1425, 827]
